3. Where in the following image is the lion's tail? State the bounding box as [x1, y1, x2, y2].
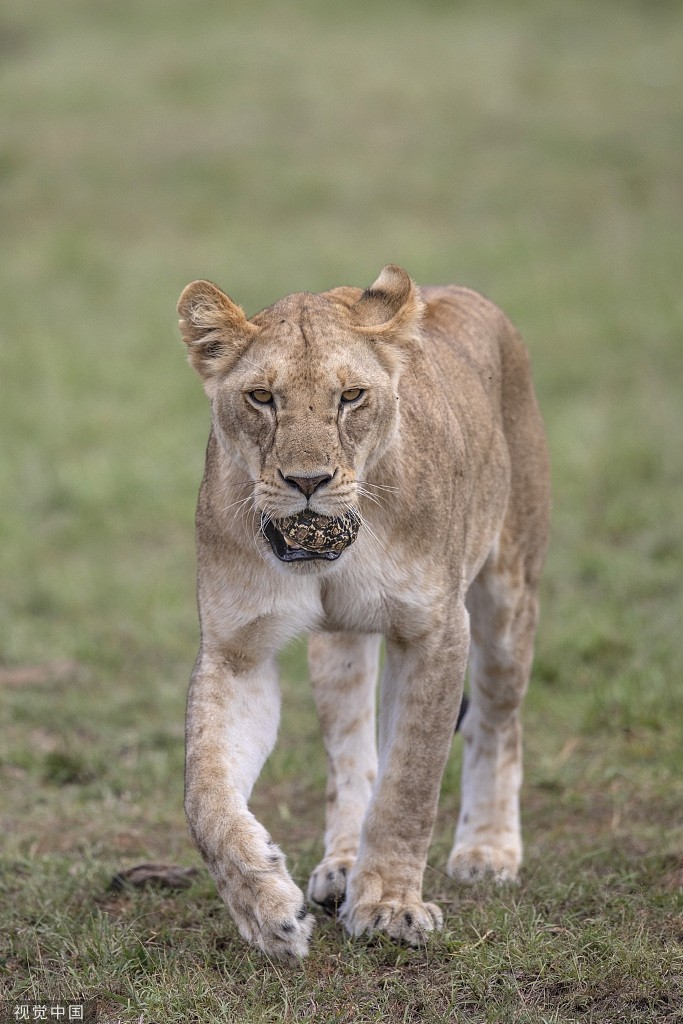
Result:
[455, 693, 469, 733]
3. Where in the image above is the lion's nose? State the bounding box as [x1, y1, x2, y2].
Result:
[282, 473, 333, 498]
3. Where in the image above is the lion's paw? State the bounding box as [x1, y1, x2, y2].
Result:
[447, 843, 520, 884]
[307, 855, 355, 915]
[341, 894, 443, 946]
[224, 867, 314, 960]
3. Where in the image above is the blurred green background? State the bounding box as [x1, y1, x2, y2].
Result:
[1, 0, 682, 1016]
[2, 0, 681, 673]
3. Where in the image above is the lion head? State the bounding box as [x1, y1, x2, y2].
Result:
[178, 265, 423, 566]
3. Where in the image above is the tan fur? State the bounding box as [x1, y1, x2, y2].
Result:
[177, 266, 550, 958]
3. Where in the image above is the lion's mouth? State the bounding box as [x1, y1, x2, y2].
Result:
[262, 510, 360, 563]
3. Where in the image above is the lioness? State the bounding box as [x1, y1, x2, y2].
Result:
[177, 265, 550, 959]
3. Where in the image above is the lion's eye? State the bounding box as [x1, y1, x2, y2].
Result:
[249, 389, 274, 405]
[340, 388, 364, 404]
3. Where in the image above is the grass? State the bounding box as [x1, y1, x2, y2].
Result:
[1, 0, 682, 1020]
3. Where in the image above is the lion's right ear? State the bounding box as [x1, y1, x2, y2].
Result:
[177, 280, 257, 389]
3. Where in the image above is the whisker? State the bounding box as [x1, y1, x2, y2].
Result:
[362, 518, 388, 555]
[241, 502, 258, 536]
[221, 493, 254, 516]
[344, 503, 390, 557]
[249, 508, 267, 557]
[358, 515, 390, 557]
[356, 486, 384, 511]
[356, 486, 391, 517]
[221, 495, 249, 511]
[356, 479, 400, 494]
[226, 496, 258, 536]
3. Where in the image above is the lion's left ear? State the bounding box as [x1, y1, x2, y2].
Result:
[350, 265, 424, 349]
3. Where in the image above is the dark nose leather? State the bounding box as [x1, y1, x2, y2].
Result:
[283, 473, 332, 498]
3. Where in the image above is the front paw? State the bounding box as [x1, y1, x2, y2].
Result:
[447, 842, 520, 883]
[223, 867, 314, 960]
[307, 855, 355, 915]
[340, 871, 443, 946]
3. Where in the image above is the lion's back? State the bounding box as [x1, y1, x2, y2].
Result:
[419, 283, 550, 581]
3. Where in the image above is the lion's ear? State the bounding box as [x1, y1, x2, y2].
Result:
[177, 280, 257, 388]
[351, 265, 424, 348]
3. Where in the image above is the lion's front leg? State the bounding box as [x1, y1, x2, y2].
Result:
[341, 605, 470, 945]
[185, 651, 314, 960]
[306, 632, 380, 913]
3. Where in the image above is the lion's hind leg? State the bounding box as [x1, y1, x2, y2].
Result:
[448, 529, 542, 884]
[307, 632, 380, 913]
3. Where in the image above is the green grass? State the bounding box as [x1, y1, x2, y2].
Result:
[1, 0, 682, 1020]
